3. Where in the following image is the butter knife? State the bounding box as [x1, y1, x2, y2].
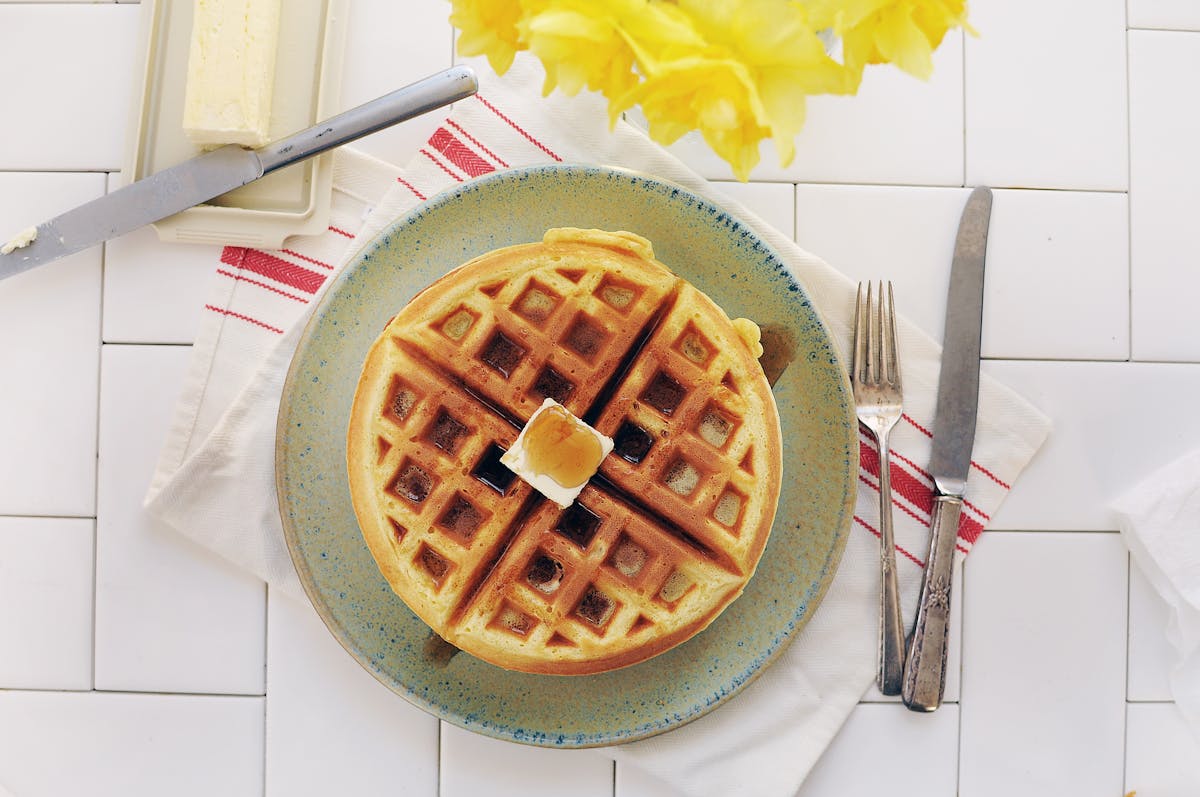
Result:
[901, 186, 992, 712]
[0, 66, 479, 281]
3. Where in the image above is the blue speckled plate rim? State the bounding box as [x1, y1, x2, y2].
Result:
[275, 163, 859, 748]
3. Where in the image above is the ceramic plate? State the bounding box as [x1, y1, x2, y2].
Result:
[276, 164, 858, 748]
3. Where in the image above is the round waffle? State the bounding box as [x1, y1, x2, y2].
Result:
[346, 228, 782, 675]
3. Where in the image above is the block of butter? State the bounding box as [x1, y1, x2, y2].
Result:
[182, 0, 283, 148]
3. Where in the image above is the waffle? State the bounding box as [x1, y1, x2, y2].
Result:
[347, 228, 782, 674]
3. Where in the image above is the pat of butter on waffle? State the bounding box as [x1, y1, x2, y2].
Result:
[501, 398, 614, 508]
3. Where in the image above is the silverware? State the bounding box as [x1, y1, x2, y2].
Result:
[902, 186, 992, 712]
[0, 66, 479, 281]
[851, 280, 906, 696]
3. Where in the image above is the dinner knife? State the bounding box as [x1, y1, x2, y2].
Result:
[901, 186, 992, 712]
[0, 65, 479, 281]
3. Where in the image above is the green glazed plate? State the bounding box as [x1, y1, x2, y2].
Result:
[276, 164, 857, 748]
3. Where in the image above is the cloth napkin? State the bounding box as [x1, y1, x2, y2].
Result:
[145, 54, 1051, 796]
[1112, 449, 1200, 744]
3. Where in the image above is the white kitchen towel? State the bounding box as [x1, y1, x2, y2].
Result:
[145, 54, 1051, 797]
[1112, 449, 1200, 744]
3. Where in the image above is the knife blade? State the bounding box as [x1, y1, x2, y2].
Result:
[901, 185, 992, 712]
[0, 65, 479, 281]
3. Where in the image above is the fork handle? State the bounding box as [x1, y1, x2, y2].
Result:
[876, 436, 906, 695]
[902, 494, 961, 711]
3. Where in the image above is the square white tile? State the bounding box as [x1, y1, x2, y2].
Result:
[341, 0, 454, 166]
[0, 4, 141, 170]
[94, 343, 267, 695]
[965, 0, 1128, 190]
[958, 532, 1127, 797]
[440, 724, 613, 797]
[0, 691, 264, 797]
[102, 174, 217, 345]
[797, 704, 959, 797]
[0, 517, 93, 690]
[1129, 30, 1200, 362]
[265, 589, 439, 797]
[634, 32, 964, 185]
[1128, 555, 1175, 701]
[985, 361, 1200, 531]
[1125, 703, 1200, 795]
[1129, 0, 1200, 30]
[0, 172, 105, 517]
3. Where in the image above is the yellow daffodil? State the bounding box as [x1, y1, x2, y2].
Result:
[447, 0, 972, 180]
[449, 0, 532, 74]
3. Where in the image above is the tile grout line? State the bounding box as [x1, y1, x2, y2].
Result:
[1125, 22, 1136, 365]
[1124, 551, 1133, 790]
[262, 585, 270, 797]
[91, 177, 111, 692]
[961, 25, 968, 188]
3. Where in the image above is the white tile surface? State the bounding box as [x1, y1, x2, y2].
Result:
[959, 532, 1127, 797]
[1129, 0, 1200, 31]
[1129, 30, 1200, 362]
[1128, 556, 1175, 701]
[714, 181, 796, 241]
[265, 589, 439, 797]
[102, 174, 217, 344]
[341, 0, 454, 166]
[0, 690, 264, 797]
[615, 763, 687, 797]
[639, 32, 964, 185]
[0, 517, 93, 690]
[965, 0, 1128, 190]
[797, 704, 959, 797]
[985, 362, 1200, 531]
[0, 172, 104, 517]
[795, 186, 1129, 359]
[95, 344, 266, 694]
[440, 724, 613, 797]
[0, 4, 140, 170]
[1125, 703, 1200, 795]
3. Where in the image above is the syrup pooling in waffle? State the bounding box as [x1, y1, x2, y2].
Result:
[347, 228, 783, 675]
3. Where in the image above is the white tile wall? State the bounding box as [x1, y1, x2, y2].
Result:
[264, 589, 439, 797]
[965, 0, 1128, 190]
[103, 175, 217, 345]
[714, 181, 796, 240]
[0, 173, 104, 518]
[0, 4, 140, 171]
[94, 344, 266, 695]
[985, 362, 1200, 531]
[440, 724, 614, 797]
[0, 517, 94, 690]
[795, 186, 1130, 360]
[1128, 30, 1200, 362]
[1125, 703, 1200, 795]
[1128, 557, 1175, 701]
[959, 532, 1128, 797]
[1129, 0, 1200, 31]
[797, 704, 959, 796]
[0, 691, 264, 797]
[341, 0, 455, 167]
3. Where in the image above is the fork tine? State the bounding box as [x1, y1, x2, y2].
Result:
[853, 282, 867, 382]
[883, 281, 900, 386]
[868, 282, 878, 384]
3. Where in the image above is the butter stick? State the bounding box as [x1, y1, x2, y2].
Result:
[182, 0, 283, 148]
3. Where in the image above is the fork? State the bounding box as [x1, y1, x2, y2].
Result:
[852, 281, 906, 696]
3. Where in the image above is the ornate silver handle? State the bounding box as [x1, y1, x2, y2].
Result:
[902, 493, 960, 711]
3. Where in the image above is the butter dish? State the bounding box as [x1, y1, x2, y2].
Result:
[124, 0, 349, 249]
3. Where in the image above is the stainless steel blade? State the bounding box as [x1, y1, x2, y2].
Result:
[0, 146, 262, 279]
[0, 65, 479, 282]
[927, 186, 992, 496]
